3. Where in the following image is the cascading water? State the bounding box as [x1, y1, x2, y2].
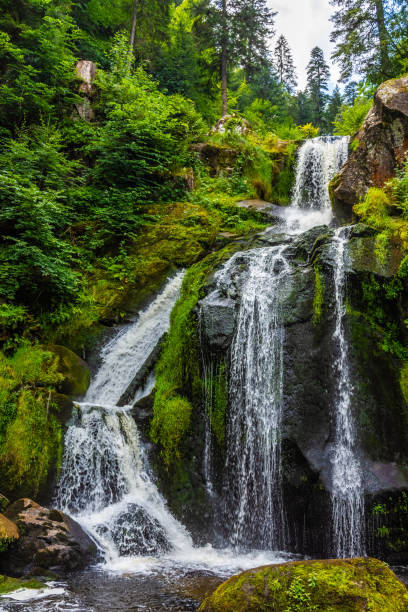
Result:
[292, 136, 349, 212]
[202, 136, 355, 554]
[55, 272, 194, 566]
[224, 246, 290, 550]
[331, 227, 365, 558]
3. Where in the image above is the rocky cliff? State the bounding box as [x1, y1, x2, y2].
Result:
[331, 75, 408, 221]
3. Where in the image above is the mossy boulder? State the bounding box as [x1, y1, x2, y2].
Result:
[331, 74, 408, 221]
[199, 558, 408, 611]
[0, 574, 44, 595]
[43, 345, 90, 398]
[0, 514, 19, 552]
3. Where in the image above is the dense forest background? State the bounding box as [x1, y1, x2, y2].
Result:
[0, 0, 408, 499]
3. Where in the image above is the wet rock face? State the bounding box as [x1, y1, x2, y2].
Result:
[331, 75, 408, 220]
[199, 557, 408, 612]
[197, 225, 408, 557]
[0, 499, 97, 576]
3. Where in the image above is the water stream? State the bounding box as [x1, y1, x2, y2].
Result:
[224, 246, 290, 550]
[331, 227, 365, 557]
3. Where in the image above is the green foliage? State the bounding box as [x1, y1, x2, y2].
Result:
[0, 342, 63, 498]
[313, 265, 323, 326]
[334, 97, 373, 136]
[151, 247, 238, 466]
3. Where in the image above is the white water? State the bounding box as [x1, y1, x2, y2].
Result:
[224, 246, 290, 549]
[54, 136, 360, 583]
[86, 272, 185, 407]
[56, 272, 287, 574]
[283, 135, 350, 233]
[331, 227, 365, 557]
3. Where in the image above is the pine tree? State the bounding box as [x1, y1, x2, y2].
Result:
[329, 0, 393, 83]
[344, 81, 358, 105]
[324, 85, 343, 131]
[231, 0, 277, 82]
[306, 46, 331, 127]
[273, 35, 297, 91]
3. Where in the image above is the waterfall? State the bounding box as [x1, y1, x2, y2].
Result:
[292, 136, 349, 212]
[224, 246, 290, 550]
[201, 136, 354, 554]
[331, 227, 365, 557]
[55, 272, 193, 564]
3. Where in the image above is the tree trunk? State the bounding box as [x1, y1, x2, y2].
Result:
[130, 0, 139, 50]
[374, 0, 390, 78]
[221, 0, 228, 117]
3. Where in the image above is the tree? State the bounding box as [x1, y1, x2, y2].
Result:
[329, 0, 408, 83]
[344, 81, 358, 104]
[306, 47, 331, 127]
[324, 85, 343, 131]
[231, 0, 277, 82]
[274, 34, 297, 91]
[206, 0, 276, 116]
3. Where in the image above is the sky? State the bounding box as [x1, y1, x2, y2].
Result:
[270, 0, 341, 91]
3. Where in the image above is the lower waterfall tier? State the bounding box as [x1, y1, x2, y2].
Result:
[151, 222, 408, 563]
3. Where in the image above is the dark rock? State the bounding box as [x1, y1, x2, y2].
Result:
[331, 75, 408, 221]
[191, 143, 239, 178]
[0, 499, 97, 576]
[96, 504, 170, 556]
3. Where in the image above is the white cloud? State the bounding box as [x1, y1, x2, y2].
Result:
[269, 0, 340, 90]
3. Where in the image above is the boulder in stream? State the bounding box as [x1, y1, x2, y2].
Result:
[0, 499, 97, 576]
[199, 557, 408, 611]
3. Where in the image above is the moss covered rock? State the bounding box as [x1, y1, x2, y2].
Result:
[199, 558, 408, 611]
[0, 514, 19, 552]
[0, 574, 44, 595]
[43, 345, 90, 397]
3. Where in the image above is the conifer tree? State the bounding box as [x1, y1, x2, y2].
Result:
[330, 0, 392, 82]
[306, 46, 331, 127]
[324, 85, 343, 131]
[231, 0, 277, 82]
[274, 35, 297, 91]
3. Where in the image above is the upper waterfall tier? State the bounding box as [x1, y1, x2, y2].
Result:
[277, 136, 349, 233]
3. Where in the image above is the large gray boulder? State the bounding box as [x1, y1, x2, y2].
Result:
[0, 499, 97, 576]
[331, 75, 408, 221]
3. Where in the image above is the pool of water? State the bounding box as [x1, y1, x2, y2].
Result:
[0, 549, 296, 612]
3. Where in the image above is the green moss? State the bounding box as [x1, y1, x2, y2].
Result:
[313, 264, 323, 326]
[151, 246, 238, 467]
[208, 361, 228, 448]
[199, 558, 408, 612]
[0, 343, 63, 499]
[0, 575, 44, 595]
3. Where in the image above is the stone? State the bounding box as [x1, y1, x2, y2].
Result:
[191, 143, 238, 178]
[75, 60, 96, 121]
[211, 114, 251, 135]
[0, 514, 19, 550]
[199, 557, 408, 611]
[331, 75, 408, 221]
[0, 499, 97, 576]
[43, 344, 90, 398]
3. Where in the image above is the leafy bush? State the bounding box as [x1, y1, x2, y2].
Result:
[334, 97, 372, 136]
